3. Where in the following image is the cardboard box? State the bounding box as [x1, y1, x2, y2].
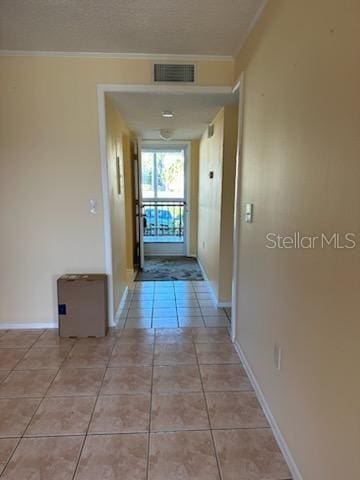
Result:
[57, 274, 108, 338]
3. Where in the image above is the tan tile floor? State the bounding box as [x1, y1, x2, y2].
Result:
[0, 281, 292, 479]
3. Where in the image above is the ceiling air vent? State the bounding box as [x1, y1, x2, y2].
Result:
[153, 63, 195, 83]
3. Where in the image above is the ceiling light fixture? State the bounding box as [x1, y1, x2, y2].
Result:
[159, 129, 174, 140]
[161, 110, 174, 118]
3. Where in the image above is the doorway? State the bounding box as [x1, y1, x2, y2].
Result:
[97, 83, 239, 323]
[140, 143, 188, 257]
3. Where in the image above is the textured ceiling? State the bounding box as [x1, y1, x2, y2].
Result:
[0, 0, 264, 56]
[109, 91, 238, 140]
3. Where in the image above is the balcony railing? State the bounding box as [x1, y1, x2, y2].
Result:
[143, 201, 185, 243]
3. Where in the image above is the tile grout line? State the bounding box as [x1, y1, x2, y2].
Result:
[126, 284, 154, 329]
[0, 325, 255, 479]
[179, 287, 208, 328]
[0, 283, 231, 477]
[193, 333, 224, 480]
[0, 424, 274, 441]
[0, 437, 22, 477]
[0, 367, 16, 386]
[150, 283, 156, 329]
[146, 326, 156, 480]
[0, 330, 71, 478]
[0, 331, 43, 375]
[21, 341, 76, 437]
[71, 336, 118, 480]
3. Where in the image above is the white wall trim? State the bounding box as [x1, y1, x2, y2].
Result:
[113, 286, 130, 327]
[197, 258, 232, 308]
[0, 322, 57, 330]
[144, 253, 187, 257]
[217, 301, 232, 308]
[97, 86, 115, 326]
[234, 0, 269, 60]
[186, 142, 192, 257]
[0, 50, 233, 62]
[99, 84, 233, 95]
[126, 269, 138, 283]
[98, 84, 238, 318]
[141, 140, 191, 257]
[197, 259, 231, 308]
[233, 340, 303, 480]
[231, 71, 302, 480]
[231, 72, 245, 342]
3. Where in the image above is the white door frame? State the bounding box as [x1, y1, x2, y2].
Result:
[136, 136, 145, 269]
[140, 140, 191, 257]
[97, 83, 233, 324]
[231, 72, 245, 341]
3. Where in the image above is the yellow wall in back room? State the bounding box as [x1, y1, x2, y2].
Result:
[189, 139, 200, 257]
[104, 95, 131, 316]
[197, 106, 238, 304]
[0, 55, 233, 326]
[233, 0, 360, 478]
[122, 132, 136, 278]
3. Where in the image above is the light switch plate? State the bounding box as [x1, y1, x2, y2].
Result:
[89, 199, 97, 214]
[245, 203, 253, 223]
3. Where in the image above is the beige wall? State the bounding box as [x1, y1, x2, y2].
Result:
[219, 106, 238, 301]
[198, 106, 238, 303]
[104, 95, 130, 314]
[234, 0, 360, 478]
[0, 55, 233, 326]
[189, 140, 200, 256]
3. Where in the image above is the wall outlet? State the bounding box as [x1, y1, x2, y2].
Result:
[274, 343, 282, 371]
[202, 241, 206, 249]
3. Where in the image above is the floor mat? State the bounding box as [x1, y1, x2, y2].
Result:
[135, 256, 204, 281]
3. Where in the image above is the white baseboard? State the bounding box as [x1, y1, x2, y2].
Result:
[1, 285, 131, 331]
[218, 301, 232, 308]
[144, 253, 186, 257]
[196, 259, 217, 301]
[126, 268, 137, 283]
[113, 286, 130, 327]
[233, 340, 303, 480]
[197, 259, 232, 308]
[0, 322, 57, 329]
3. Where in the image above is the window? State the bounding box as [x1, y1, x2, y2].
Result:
[141, 147, 186, 244]
[141, 149, 185, 200]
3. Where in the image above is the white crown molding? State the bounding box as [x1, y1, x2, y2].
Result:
[233, 0, 269, 59]
[100, 84, 233, 94]
[0, 50, 233, 62]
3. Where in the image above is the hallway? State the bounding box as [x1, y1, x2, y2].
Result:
[0, 281, 290, 479]
[1, 0, 358, 477]
[122, 281, 229, 328]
